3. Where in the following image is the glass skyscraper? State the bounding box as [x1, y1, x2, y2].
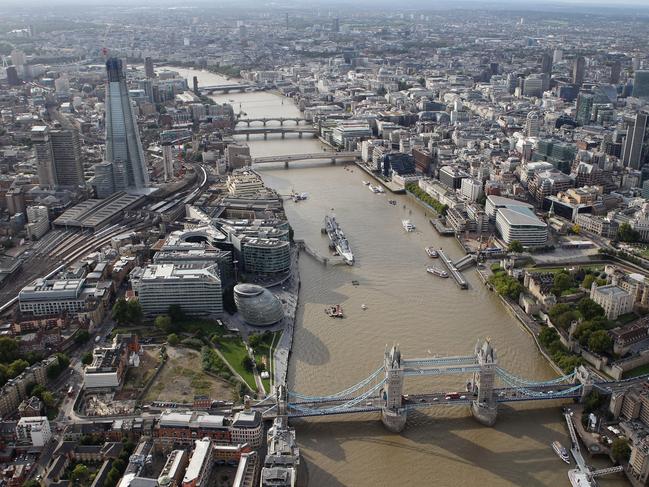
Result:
[105, 57, 149, 191]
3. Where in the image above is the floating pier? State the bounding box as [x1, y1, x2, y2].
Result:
[437, 249, 468, 290]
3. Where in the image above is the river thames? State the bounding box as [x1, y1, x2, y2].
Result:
[161, 66, 627, 487]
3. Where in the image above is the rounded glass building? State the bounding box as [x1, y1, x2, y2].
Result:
[234, 283, 284, 327]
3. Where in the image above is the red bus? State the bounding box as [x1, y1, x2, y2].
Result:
[445, 392, 461, 400]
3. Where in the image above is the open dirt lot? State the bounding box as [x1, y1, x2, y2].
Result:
[144, 345, 231, 403]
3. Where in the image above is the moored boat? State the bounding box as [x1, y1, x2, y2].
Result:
[325, 304, 344, 318]
[552, 441, 570, 464]
[425, 247, 439, 258]
[426, 266, 449, 278]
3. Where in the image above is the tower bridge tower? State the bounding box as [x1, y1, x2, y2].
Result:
[381, 345, 407, 432]
[471, 339, 498, 426]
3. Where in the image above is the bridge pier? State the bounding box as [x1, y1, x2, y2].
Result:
[281, 132, 285, 139]
[298, 132, 303, 138]
[381, 345, 407, 433]
[264, 133, 268, 140]
[470, 339, 498, 426]
[575, 365, 593, 401]
[284, 161, 289, 169]
[246, 134, 250, 140]
[263, 120, 267, 126]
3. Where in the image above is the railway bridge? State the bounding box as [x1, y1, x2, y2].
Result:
[253, 339, 637, 432]
[235, 117, 307, 126]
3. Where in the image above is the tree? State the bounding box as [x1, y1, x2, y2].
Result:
[588, 330, 612, 354]
[74, 330, 90, 344]
[168, 304, 185, 322]
[167, 334, 179, 346]
[618, 223, 640, 243]
[8, 359, 29, 378]
[71, 464, 89, 483]
[611, 438, 631, 463]
[82, 352, 93, 365]
[242, 356, 254, 372]
[508, 240, 524, 253]
[549, 303, 572, 323]
[23, 480, 41, 487]
[0, 337, 19, 363]
[577, 298, 605, 320]
[112, 298, 129, 324]
[155, 315, 172, 333]
[248, 334, 262, 349]
[41, 391, 56, 408]
[126, 300, 143, 325]
[552, 272, 574, 296]
[555, 310, 580, 330]
[582, 274, 596, 290]
[539, 327, 559, 348]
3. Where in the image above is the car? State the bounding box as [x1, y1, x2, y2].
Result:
[445, 396, 451, 400]
[433, 397, 439, 401]
[419, 399, 425, 403]
[365, 401, 372, 406]
[547, 390, 554, 394]
[459, 395, 466, 400]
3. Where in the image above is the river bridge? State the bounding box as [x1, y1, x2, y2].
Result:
[254, 339, 645, 433]
[233, 126, 317, 140]
[200, 83, 260, 94]
[235, 117, 307, 126]
[252, 151, 360, 167]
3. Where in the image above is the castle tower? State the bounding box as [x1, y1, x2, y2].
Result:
[471, 339, 498, 426]
[381, 345, 407, 432]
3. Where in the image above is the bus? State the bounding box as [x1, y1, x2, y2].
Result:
[445, 392, 461, 400]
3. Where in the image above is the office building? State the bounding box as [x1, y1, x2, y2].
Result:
[158, 450, 189, 487]
[610, 61, 622, 84]
[18, 277, 109, 319]
[26, 205, 49, 240]
[622, 113, 649, 169]
[460, 178, 483, 202]
[182, 439, 213, 487]
[144, 57, 155, 79]
[260, 416, 299, 487]
[495, 205, 548, 247]
[6, 66, 19, 86]
[553, 49, 563, 64]
[241, 238, 290, 275]
[573, 56, 586, 86]
[230, 410, 263, 448]
[104, 57, 150, 191]
[132, 263, 223, 317]
[541, 52, 552, 75]
[226, 170, 263, 197]
[31, 126, 84, 188]
[83, 339, 132, 389]
[155, 412, 230, 447]
[233, 284, 284, 327]
[16, 416, 51, 447]
[439, 165, 470, 190]
[633, 70, 649, 99]
[590, 283, 634, 320]
[575, 93, 594, 126]
[225, 144, 251, 170]
[526, 111, 541, 137]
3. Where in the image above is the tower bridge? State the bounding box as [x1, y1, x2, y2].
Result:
[253, 339, 634, 432]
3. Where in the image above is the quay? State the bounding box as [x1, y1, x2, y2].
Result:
[430, 218, 455, 236]
[437, 249, 469, 289]
[354, 162, 406, 194]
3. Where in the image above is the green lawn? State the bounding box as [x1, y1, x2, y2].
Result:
[217, 337, 256, 391]
[615, 312, 639, 326]
[179, 319, 224, 336]
[526, 265, 603, 274]
[251, 331, 281, 393]
[624, 363, 649, 379]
